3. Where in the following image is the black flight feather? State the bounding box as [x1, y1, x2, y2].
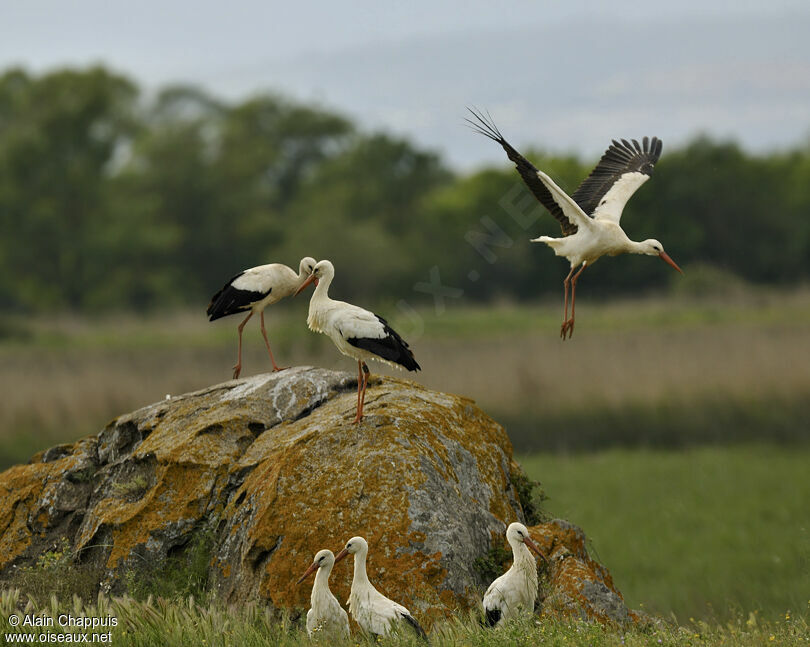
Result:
[466, 107, 578, 236]
[346, 315, 421, 372]
[571, 136, 662, 217]
[206, 272, 271, 321]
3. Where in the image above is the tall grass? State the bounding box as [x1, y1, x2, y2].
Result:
[1, 589, 808, 646]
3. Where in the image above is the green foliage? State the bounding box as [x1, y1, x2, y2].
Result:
[472, 542, 513, 585]
[1, 65, 809, 314]
[509, 469, 547, 526]
[125, 529, 214, 601]
[1, 537, 100, 603]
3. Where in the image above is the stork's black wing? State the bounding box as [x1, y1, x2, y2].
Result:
[466, 107, 578, 236]
[572, 137, 662, 218]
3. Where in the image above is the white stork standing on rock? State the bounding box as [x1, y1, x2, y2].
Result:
[333, 536, 428, 640]
[295, 260, 420, 423]
[467, 109, 683, 339]
[207, 257, 317, 378]
[296, 549, 350, 640]
[482, 522, 547, 627]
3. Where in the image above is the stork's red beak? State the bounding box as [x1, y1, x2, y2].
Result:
[296, 562, 319, 585]
[524, 536, 549, 564]
[333, 547, 350, 564]
[295, 274, 318, 296]
[659, 251, 683, 274]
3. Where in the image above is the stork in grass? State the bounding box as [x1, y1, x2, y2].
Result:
[207, 257, 317, 378]
[295, 260, 420, 423]
[467, 109, 683, 340]
[482, 522, 547, 627]
[296, 549, 350, 640]
[334, 536, 428, 641]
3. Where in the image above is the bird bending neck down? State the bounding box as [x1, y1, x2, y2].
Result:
[207, 256, 317, 377]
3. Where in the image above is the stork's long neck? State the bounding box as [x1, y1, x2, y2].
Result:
[311, 564, 334, 604]
[626, 239, 648, 255]
[510, 539, 535, 570]
[311, 272, 333, 305]
[306, 272, 334, 332]
[351, 550, 372, 590]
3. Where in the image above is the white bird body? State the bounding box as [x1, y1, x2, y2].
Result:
[298, 550, 350, 640]
[297, 260, 420, 422]
[482, 522, 544, 627]
[467, 109, 682, 339]
[207, 257, 317, 377]
[306, 295, 401, 370]
[334, 536, 427, 639]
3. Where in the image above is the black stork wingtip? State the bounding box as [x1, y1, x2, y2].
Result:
[464, 106, 504, 143]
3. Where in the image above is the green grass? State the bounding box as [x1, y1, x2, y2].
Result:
[1, 590, 808, 646]
[519, 445, 810, 623]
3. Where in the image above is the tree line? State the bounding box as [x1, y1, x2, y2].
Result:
[1, 66, 808, 314]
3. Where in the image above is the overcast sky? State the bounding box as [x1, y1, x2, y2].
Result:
[3, 1, 809, 168]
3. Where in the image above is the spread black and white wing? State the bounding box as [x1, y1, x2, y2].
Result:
[466, 107, 579, 236]
[572, 137, 662, 224]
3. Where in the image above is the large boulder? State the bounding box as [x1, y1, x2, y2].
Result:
[0, 367, 633, 625]
[0, 368, 522, 614]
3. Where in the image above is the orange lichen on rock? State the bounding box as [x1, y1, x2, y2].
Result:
[531, 519, 634, 624]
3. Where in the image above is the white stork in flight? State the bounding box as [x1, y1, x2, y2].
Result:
[296, 549, 350, 640]
[482, 522, 547, 627]
[207, 257, 317, 378]
[467, 109, 683, 339]
[333, 536, 428, 641]
[295, 260, 420, 423]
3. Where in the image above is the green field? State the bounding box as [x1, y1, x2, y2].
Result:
[520, 446, 810, 623]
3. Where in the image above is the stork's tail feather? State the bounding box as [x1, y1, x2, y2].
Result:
[481, 607, 501, 628]
[402, 613, 429, 642]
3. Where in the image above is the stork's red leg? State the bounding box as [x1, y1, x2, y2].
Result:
[259, 311, 286, 372]
[355, 360, 363, 417]
[233, 311, 253, 378]
[560, 266, 575, 340]
[562, 263, 587, 340]
[354, 362, 370, 424]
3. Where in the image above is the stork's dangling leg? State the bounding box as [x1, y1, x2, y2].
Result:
[354, 362, 370, 424]
[562, 262, 587, 340]
[560, 266, 575, 340]
[232, 311, 254, 378]
[259, 311, 286, 372]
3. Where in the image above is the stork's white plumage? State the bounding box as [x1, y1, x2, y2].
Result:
[207, 257, 317, 378]
[482, 522, 546, 627]
[296, 549, 350, 640]
[333, 536, 427, 640]
[468, 109, 683, 339]
[295, 260, 420, 423]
